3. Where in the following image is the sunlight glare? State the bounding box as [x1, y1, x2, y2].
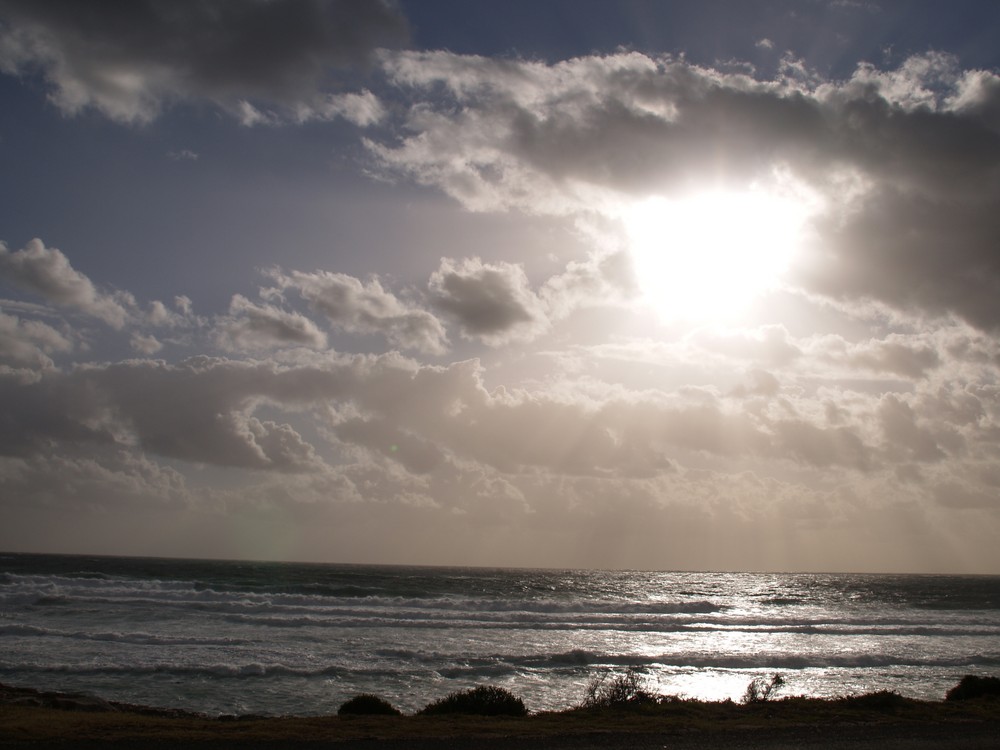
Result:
[623, 189, 810, 322]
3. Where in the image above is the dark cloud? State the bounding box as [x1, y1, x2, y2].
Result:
[80, 357, 327, 472]
[217, 294, 327, 351]
[797, 185, 1000, 330]
[0, 0, 409, 122]
[428, 257, 547, 344]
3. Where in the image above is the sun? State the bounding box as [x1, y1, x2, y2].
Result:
[622, 188, 811, 322]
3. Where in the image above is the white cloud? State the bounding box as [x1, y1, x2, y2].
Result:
[271, 269, 448, 355]
[130, 332, 162, 355]
[0, 239, 132, 327]
[294, 90, 386, 126]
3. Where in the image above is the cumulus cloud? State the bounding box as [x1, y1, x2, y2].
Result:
[0, 239, 132, 327]
[129, 332, 162, 355]
[370, 50, 1000, 331]
[58, 357, 330, 472]
[0, 0, 409, 123]
[0, 322, 998, 569]
[217, 294, 327, 351]
[147, 297, 195, 328]
[0, 309, 70, 376]
[428, 257, 548, 345]
[270, 269, 448, 354]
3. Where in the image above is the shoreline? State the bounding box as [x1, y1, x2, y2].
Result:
[3, 682, 1000, 749]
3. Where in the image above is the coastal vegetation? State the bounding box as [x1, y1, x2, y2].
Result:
[417, 685, 527, 717]
[336, 694, 402, 716]
[2, 676, 1000, 746]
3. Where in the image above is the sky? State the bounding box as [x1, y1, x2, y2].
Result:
[1, 0, 1000, 573]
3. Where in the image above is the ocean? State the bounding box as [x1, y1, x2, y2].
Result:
[1, 553, 998, 716]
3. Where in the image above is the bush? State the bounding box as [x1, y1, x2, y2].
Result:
[842, 690, 908, 712]
[946, 675, 1000, 701]
[741, 673, 784, 704]
[419, 685, 527, 717]
[337, 694, 402, 716]
[582, 667, 658, 709]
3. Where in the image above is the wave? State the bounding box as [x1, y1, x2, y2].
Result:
[7, 578, 999, 641]
[2, 572, 729, 617]
[420, 650, 1000, 675]
[6, 651, 999, 684]
[0, 623, 244, 646]
[0, 662, 355, 679]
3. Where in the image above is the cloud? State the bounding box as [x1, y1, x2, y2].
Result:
[147, 297, 195, 328]
[370, 50, 1000, 331]
[0, 325, 998, 571]
[217, 294, 327, 351]
[845, 336, 940, 379]
[773, 419, 872, 470]
[332, 416, 446, 474]
[0, 309, 70, 377]
[539, 249, 637, 318]
[130, 332, 162, 355]
[878, 394, 948, 463]
[0, 449, 190, 511]
[72, 357, 328, 472]
[0, 239, 132, 327]
[692, 325, 802, 368]
[0, 0, 409, 123]
[428, 257, 547, 345]
[271, 269, 448, 354]
[293, 90, 386, 126]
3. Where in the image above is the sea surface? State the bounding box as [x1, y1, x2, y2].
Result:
[1, 553, 999, 716]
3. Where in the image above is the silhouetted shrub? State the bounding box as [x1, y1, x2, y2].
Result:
[337, 694, 402, 716]
[946, 675, 1000, 701]
[582, 667, 658, 708]
[419, 685, 527, 716]
[741, 674, 784, 704]
[843, 690, 908, 712]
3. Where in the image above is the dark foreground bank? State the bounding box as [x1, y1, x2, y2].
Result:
[3, 682, 1000, 750]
